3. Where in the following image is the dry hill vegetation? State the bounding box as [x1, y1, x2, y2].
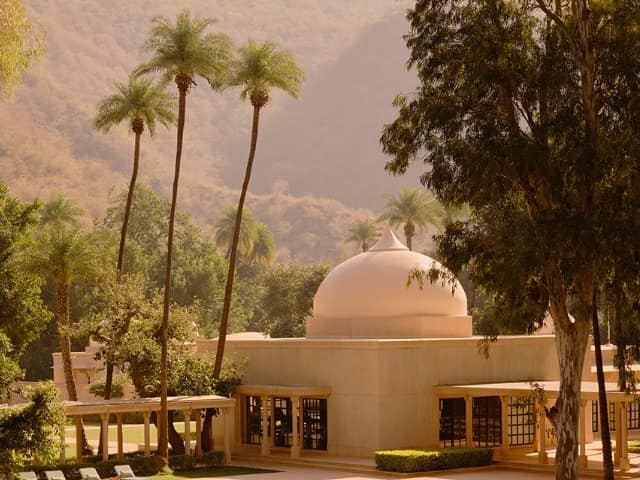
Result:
[0, 0, 423, 261]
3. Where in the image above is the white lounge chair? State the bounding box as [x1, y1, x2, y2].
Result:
[114, 465, 147, 480]
[44, 471, 66, 480]
[79, 468, 102, 480]
[19, 472, 37, 480]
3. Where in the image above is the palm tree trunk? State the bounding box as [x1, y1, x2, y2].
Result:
[159, 81, 188, 459]
[404, 221, 415, 250]
[116, 129, 141, 279]
[56, 281, 92, 454]
[214, 104, 262, 379]
[592, 291, 614, 480]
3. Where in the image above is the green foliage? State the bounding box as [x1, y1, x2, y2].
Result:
[259, 263, 329, 337]
[88, 373, 128, 399]
[345, 219, 379, 252]
[374, 448, 493, 473]
[0, 0, 45, 99]
[94, 74, 176, 136]
[134, 10, 232, 88]
[229, 39, 305, 105]
[0, 382, 65, 478]
[214, 207, 275, 266]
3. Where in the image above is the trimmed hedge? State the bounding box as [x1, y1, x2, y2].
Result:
[31, 451, 224, 479]
[375, 447, 493, 473]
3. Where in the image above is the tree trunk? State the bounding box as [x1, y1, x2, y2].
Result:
[56, 281, 92, 455]
[404, 221, 415, 250]
[159, 79, 188, 459]
[214, 104, 262, 379]
[201, 408, 216, 452]
[551, 303, 590, 480]
[99, 128, 142, 455]
[592, 292, 614, 480]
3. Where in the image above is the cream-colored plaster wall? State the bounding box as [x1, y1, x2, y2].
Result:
[197, 335, 562, 456]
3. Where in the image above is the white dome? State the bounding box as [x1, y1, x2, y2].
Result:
[307, 229, 470, 338]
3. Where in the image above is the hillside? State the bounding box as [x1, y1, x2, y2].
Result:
[0, 0, 431, 262]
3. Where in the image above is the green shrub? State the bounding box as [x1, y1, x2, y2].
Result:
[375, 447, 493, 472]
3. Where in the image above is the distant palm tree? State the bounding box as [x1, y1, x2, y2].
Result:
[214, 40, 304, 378]
[134, 10, 232, 459]
[30, 199, 95, 454]
[215, 207, 258, 259]
[346, 219, 379, 252]
[40, 193, 83, 226]
[94, 74, 176, 279]
[94, 75, 175, 404]
[248, 222, 276, 266]
[379, 188, 443, 250]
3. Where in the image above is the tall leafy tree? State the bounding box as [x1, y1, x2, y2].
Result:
[381, 1, 640, 479]
[214, 40, 304, 379]
[378, 188, 442, 250]
[0, 0, 45, 99]
[134, 10, 232, 458]
[29, 197, 95, 453]
[345, 219, 379, 252]
[94, 75, 175, 402]
[215, 207, 275, 265]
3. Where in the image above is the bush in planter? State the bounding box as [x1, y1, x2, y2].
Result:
[375, 447, 493, 472]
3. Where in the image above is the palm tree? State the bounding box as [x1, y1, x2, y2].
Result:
[94, 75, 175, 404]
[30, 200, 95, 454]
[248, 222, 276, 266]
[40, 193, 83, 226]
[94, 74, 176, 279]
[378, 188, 443, 250]
[134, 10, 232, 459]
[213, 40, 304, 378]
[214, 206, 258, 260]
[214, 40, 304, 378]
[346, 219, 379, 252]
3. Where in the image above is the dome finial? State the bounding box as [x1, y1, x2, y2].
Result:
[369, 228, 409, 252]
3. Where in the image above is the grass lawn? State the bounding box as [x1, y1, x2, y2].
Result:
[63, 422, 196, 459]
[149, 467, 277, 479]
[629, 440, 640, 453]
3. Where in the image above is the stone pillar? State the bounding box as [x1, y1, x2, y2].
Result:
[500, 396, 509, 459]
[223, 407, 233, 464]
[537, 403, 548, 464]
[100, 413, 109, 461]
[260, 396, 270, 456]
[579, 400, 587, 469]
[620, 402, 630, 471]
[195, 411, 202, 457]
[117, 413, 124, 460]
[291, 396, 300, 458]
[615, 402, 622, 466]
[183, 410, 191, 456]
[143, 411, 151, 456]
[59, 430, 66, 465]
[465, 395, 473, 447]
[75, 416, 83, 463]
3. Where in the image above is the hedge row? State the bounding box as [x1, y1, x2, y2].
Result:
[30, 451, 224, 479]
[374, 447, 493, 473]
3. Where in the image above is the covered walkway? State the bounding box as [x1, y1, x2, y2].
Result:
[435, 380, 639, 473]
[63, 394, 235, 463]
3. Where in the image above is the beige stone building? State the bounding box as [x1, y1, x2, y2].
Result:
[54, 228, 637, 468]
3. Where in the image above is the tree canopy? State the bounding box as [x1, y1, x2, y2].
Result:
[381, 1, 640, 478]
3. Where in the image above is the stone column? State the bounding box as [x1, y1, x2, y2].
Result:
[117, 413, 124, 460]
[59, 430, 66, 465]
[75, 416, 83, 463]
[579, 400, 587, 469]
[291, 396, 300, 458]
[465, 395, 473, 447]
[143, 411, 151, 456]
[500, 396, 509, 458]
[223, 407, 232, 465]
[260, 396, 270, 456]
[183, 410, 191, 456]
[615, 402, 622, 466]
[620, 401, 630, 471]
[195, 411, 202, 457]
[100, 413, 109, 461]
[537, 403, 548, 464]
